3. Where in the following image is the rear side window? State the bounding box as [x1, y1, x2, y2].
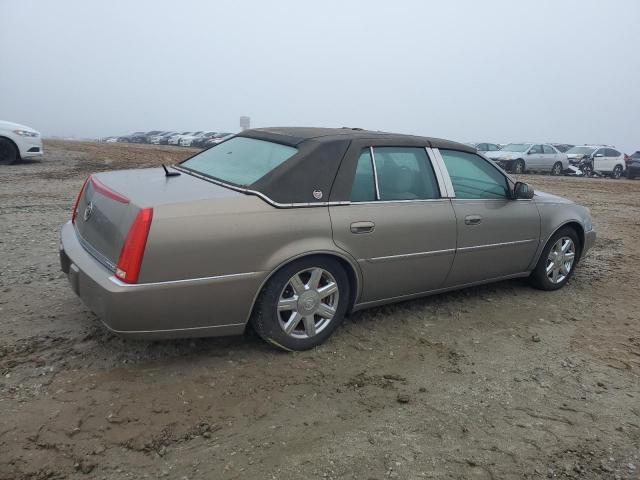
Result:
[606, 148, 621, 157]
[350, 147, 440, 202]
[374, 147, 440, 200]
[543, 145, 555, 154]
[181, 137, 297, 186]
[440, 150, 509, 200]
[350, 150, 376, 202]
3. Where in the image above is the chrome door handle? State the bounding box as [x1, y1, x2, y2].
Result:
[350, 221, 375, 234]
[464, 215, 482, 225]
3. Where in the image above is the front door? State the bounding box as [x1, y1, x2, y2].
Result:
[527, 144, 544, 170]
[330, 146, 457, 304]
[437, 149, 541, 286]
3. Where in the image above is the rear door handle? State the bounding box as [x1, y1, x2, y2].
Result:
[464, 215, 482, 226]
[350, 221, 375, 234]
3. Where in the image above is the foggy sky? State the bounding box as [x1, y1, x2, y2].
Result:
[1, 0, 639, 152]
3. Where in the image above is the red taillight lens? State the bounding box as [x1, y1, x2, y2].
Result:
[71, 176, 90, 224]
[115, 208, 153, 284]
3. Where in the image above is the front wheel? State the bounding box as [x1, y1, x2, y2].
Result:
[612, 165, 623, 179]
[551, 162, 563, 176]
[251, 257, 350, 351]
[0, 138, 19, 165]
[513, 159, 525, 174]
[529, 227, 580, 291]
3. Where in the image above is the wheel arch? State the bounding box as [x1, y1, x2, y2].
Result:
[530, 220, 585, 270]
[246, 250, 363, 324]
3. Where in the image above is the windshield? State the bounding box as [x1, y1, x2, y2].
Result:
[181, 136, 298, 186]
[502, 143, 531, 152]
[566, 146, 596, 155]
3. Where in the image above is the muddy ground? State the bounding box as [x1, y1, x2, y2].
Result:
[1, 140, 639, 480]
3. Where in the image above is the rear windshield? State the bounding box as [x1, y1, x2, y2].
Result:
[181, 136, 297, 186]
[566, 146, 596, 155]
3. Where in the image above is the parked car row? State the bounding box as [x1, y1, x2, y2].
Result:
[102, 130, 233, 149]
[470, 141, 629, 179]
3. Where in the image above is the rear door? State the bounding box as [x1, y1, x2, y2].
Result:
[542, 144, 558, 171]
[330, 144, 457, 304]
[437, 149, 540, 286]
[527, 144, 544, 169]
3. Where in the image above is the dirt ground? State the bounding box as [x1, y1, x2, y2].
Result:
[1, 140, 639, 480]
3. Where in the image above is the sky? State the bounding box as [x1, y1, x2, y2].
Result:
[1, 0, 639, 152]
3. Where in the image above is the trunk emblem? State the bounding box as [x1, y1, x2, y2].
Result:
[83, 201, 94, 221]
[312, 189, 323, 200]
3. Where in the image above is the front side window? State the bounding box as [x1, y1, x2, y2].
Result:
[181, 136, 298, 186]
[440, 150, 510, 200]
[542, 145, 556, 154]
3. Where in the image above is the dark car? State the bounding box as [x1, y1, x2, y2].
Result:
[627, 151, 640, 179]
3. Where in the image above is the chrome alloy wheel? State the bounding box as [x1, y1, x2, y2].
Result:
[277, 268, 339, 339]
[546, 237, 576, 284]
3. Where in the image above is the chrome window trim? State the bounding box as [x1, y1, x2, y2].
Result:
[345, 198, 450, 205]
[427, 147, 455, 198]
[108, 271, 261, 288]
[173, 165, 349, 208]
[369, 146, 381, 201]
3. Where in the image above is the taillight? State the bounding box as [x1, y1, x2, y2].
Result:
[115, 208, 154, 284]
[71, 176, 90, 224]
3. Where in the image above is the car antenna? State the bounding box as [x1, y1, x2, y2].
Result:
[162, 164, 181, 177]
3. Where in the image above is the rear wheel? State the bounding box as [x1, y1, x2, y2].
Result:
[612, 165, 623, 179]
[551, 162, 563, 176]
[251, 257, 350, 351]
[529, 227, 580, 291]
[514, 159, 525, 174]
[0, 138, 19, 165]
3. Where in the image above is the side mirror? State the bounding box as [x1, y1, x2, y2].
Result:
[513, 181, 534, 200]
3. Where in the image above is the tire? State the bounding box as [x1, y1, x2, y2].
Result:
[514, 159, 525, 174]
[0, 137, 19, 165]
[551, 162, 563, 176]
[529, 226, 581, 291]
[251, 256, 350, 351]
[612, 165, 623, 179]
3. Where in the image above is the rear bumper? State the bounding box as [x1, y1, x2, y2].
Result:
[60, 221, 264, 340]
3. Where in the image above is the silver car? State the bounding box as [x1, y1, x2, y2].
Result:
[486, 143, 569, 175]
[59, 128, 595, 351]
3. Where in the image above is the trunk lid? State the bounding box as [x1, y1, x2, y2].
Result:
[73, 167, 241, 269]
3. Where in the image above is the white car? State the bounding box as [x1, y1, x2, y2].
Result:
[178, 131, 206, 146]
[168, 131, 194, 145]
[0, 120, 43, 164]
[565, 145, 626, 178]
[485, 143, 569, 175]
